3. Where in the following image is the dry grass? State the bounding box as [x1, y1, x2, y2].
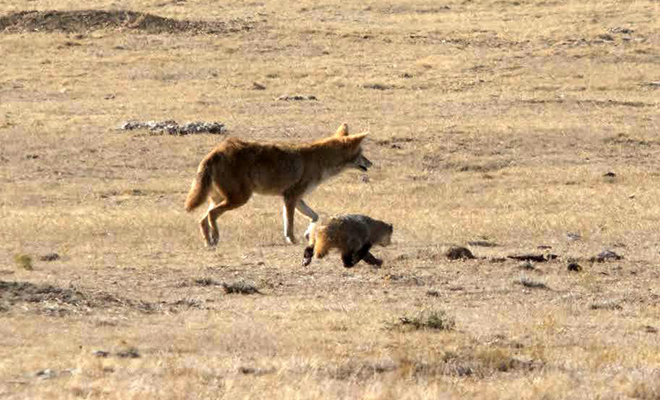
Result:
[1, 0, 660, 398]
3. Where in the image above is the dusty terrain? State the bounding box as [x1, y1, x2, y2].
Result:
[1, 1, 659, 398]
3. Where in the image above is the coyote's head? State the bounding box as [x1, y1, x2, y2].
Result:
[334, 123, 373, 172]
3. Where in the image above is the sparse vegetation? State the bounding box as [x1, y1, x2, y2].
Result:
[13, 253, 33, 270]
[517, 275, 548, 289]
[393, 309, 456, 331]
[1, 0, 659, 398]
[590, 300, 623, 310]
[222, 281, 261, 295]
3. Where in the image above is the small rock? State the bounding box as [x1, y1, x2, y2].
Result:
[643, 325, 658, 333]
[35, 369, 57, 379]
[537, 245, 552, 250]
[609, 27, 634, 34]
[603, 171, 616, 177]
[590, 300, 622, 310]
[445, 246, 475, 260]
[92, 350, 110, 358]
[276, 94, 318, 101]
[116, 348, 140, 358]
[508, 254, 553, 263]
[567, 233, 581, 241]
[120, 120, 226, 135]
[252, 82, 266, 90]
[39, 253, 60, 262]
[590, 250, 623, 262]
[238, 366, 273, 376]
[362, 83, 391, 90]
[426, 290, 440, 297]
[567, 262, 582, 272]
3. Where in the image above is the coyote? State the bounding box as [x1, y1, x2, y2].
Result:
[185, 124, 372, 246]
[302, 214, 393, 268]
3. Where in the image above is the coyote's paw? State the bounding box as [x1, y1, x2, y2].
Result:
[285, 236, 298, 245]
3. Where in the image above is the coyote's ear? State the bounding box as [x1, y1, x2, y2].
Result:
[345, 132, 368, 147]
[334, 123, 349, 137]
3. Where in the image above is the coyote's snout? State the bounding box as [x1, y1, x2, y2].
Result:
[185, 123, 372, 247]
[354, 152, 372, 172]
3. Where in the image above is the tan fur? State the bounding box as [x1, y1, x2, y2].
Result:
[303, 214, 393, 268]
[185, 123, 372, 246]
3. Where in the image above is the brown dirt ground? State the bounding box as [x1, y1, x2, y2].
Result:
[1, 2, 660, 399]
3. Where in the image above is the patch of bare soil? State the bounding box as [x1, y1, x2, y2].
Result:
[0, 280, 201, 316]
[0, 10, 251, 34]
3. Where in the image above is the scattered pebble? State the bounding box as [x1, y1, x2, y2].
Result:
[276, 94, 318, 101]
[116, 348, 140, 358]
[566, 233, 582, 241]
[120, 120, 226, 135]
[590, 250, 623, 262]
[609, 27, 634, 34]
[39, 253, 60, 262]
[567, 262, 582, 272]
[508, 254, 557, 262]
[92, 350, 110, 358]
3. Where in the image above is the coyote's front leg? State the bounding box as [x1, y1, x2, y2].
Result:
[282, 196, 299, 244]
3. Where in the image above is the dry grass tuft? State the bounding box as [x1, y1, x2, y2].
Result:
[517, 275, 548, 290]
[392, 309, 456, 331]
[13, 254, 33, 270]
[222, 281, 262, 295]
[1, 0, 660, 397]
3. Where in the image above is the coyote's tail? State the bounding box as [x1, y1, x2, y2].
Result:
[184, 160, 213, 212]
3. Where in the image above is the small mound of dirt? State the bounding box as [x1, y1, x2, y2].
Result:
[0, 280, 154, 315]
[0, 10, 250, 34]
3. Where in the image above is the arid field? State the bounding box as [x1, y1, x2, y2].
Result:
[1, 0, 659, 398]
